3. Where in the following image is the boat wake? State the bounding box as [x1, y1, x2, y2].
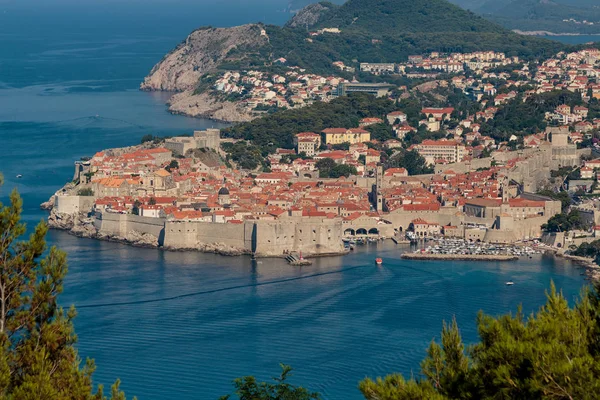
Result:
[76, 264, 370, 309]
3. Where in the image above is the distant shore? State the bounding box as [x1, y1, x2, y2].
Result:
[401, 253, 519, 262]
[513, 30, 600, 37]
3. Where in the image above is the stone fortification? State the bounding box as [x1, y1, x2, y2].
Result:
[164, 217, 345, 257]
[48, 197, 346, 257]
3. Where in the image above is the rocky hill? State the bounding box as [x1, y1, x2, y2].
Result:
[141, 24, 268, 92]
[141, 0, 566, 121]
[141, 24, 269, 121]
[285, 2, 338, 28]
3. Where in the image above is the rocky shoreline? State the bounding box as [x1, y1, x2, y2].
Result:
[165, 91, 256, 123]
[554, 252, 600, 282]
[513, 30, 600, 37]
[45, 208, 346, 258]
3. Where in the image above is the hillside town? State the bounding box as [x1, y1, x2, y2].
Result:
[47, 48, 600, 261]
[211, 64, 348, 112]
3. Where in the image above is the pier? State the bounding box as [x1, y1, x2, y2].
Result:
[401, 253, 519, 261]
[286, 253, 312, 266]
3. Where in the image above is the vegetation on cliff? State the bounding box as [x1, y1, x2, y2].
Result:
[479, 90, 586, 141]
[145, 0, 568, 99]
[222, 93, 397, 149]
[226, 282, 600, 399]
[0, 183, 130, 399]
[261, 0, 564, 76]
[484, 0, 600, 35]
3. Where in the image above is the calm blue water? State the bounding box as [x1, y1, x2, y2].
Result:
[544, 35, 600, 45]
[0, 2, 590, 399]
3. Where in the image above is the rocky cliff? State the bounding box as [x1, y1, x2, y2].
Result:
[141, 24, 268, 121]
[285, 2, 335, 28]
[141, 24, 268, 92]
[167, 91, 255, 122]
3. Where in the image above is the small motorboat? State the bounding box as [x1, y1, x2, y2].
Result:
[375, 258, 383, 265]
[505, 281, 514, 286]
[16, 174, 22, 179]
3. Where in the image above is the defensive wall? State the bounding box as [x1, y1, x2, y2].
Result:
[96, 213, 166, 245]
[164, 220, 251, 250]
[54, 195, 96, 215]
[96, 215, 346, 257]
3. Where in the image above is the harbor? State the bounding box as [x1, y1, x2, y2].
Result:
[401, 253, 519, 261]
[402, 237, 540, 260]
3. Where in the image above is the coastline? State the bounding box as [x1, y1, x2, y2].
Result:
[165, 91, 256, 123]
[46, 210, 349, 259]
[513, 30, 600, 37]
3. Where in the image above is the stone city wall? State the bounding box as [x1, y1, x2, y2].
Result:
[163, 220, 250, 250]
[54, 195, 95, 215]
[96, 213, 166, 244]
[162, 217, 345, 256]
[253, 217, 345, 256]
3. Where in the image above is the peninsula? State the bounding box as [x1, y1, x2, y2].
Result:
[45, 0, 600, 268]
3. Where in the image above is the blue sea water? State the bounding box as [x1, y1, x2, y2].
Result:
[544, 35, 600, 45]
[0, 2, 591, 399]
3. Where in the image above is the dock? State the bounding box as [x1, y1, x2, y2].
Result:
[286, 253, 312, 266]
[401, 253, 518, 261]
[391, 236, 411, 245]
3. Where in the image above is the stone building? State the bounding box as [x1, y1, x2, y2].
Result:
[194, 129, 220, 150]
[411, 139, 466, 165]
[294, 132, 321, 156]
[322, 128, 371, 145]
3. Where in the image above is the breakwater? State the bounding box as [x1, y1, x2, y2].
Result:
[401, 253, 519, 261]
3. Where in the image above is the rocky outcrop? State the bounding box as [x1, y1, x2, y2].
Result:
[125, 230, 160, 247]
[167, 91, 256, 122]
[48, 209, 97, 237]
[47, 209, 77, 230]
[285, 2, 335, 28]
[165, 242, 249, 256]
[40, 196, 56, 211]
[141, 24, 269, 92]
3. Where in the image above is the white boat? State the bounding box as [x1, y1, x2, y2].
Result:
[505, 281, 514, 286]
[16, 174, 22, 179]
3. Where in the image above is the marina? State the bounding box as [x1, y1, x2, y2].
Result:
[405, 237, 540, 258]
[402, 253, 519, 261]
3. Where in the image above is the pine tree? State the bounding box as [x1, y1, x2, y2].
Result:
[360, 282, 600, 399]
[0, 182, 131, 399]
[219, 364, 320, 400]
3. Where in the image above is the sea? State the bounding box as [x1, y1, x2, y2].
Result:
[0, 2, 595, 399]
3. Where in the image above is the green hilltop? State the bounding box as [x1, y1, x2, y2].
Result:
[312, 0, 506, 34]
[258, 0, 565, 75]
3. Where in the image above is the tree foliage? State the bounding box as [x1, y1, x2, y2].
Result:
[260, 0, 566, 79]
[537, 189, 571, 212]
[219, 364, 320, 400]
[222, 94, 397, 151]
[77, 188, 94, 197]
[385, 149, 433, 175]
[360, 282, 600, 399]
[480, 90, 584, 141]
[316, 158, 357, 178]
[542, 209, 587, 233]
[0, 184, 131, 399]
[221, 142, 266, 170]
